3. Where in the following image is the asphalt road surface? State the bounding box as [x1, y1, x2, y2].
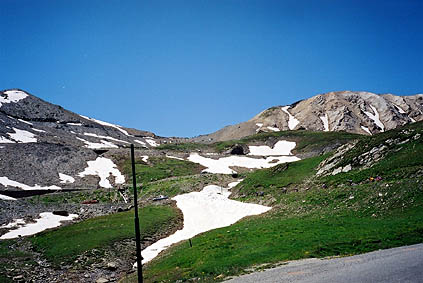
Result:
[226, 244, 423, 283]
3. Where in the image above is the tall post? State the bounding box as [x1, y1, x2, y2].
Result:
[131, 144, 143, 283]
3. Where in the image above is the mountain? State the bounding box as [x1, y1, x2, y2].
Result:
[193, 91, 423, 142]
[0, 89, 169, 196]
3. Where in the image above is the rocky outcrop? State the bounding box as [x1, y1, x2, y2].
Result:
[193, 91, 423, 142]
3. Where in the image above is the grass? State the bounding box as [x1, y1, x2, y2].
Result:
[31, 205, 178, 265]
[122, 156, 205, 185]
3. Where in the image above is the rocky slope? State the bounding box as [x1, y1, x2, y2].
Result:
[0, 89, 174, 196]
[193, 91, 423, 142]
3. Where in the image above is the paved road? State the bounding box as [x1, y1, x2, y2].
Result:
[226, 244, 423, 283]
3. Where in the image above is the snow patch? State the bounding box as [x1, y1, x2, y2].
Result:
[0, 219, 25, 229]
[67, 123, 83, 126]
[0, 212, 78, 240]
[134, 140, 148, 147]
[76, 137, 118, 149]
[84, 133, 129, 144]
[78, 157, 125, 188]
[145, 138, 159, 147]
[8, 128, 37, 143]
[0, 176, 61, 191]
[364, 105, 384, 132]
[255, 123, 263, 132]
[166, 155, 185, 161]
[79, 115, 132, 136]
[361, 126, 372, 135]
[248, 140, 296, 156]
[32, 128, 46, 133]
[188, 153, 300, 174]
[320, 113, 329, 132]
[0, 136, 15, 143]
[267, 126, 280, 132]
[0, 194, 17, 201]
[281, 106, 300, 130]
[59, 173, 75, 184]
[393, 104, 406, 114]
[141, 156, 149, 163]
[140, 183, 271, 264]
[18, 119, 33, 125]
[0, 90, 28, 107]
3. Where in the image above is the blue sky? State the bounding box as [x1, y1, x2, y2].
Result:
[1, 0, 422, 137]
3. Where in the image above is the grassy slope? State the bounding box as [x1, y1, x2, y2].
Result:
[134, 122, 423, 282]
[122, 156, 205, 184]
[30, 205, 178, 265]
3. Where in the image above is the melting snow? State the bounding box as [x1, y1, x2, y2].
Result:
[67, 123, 83, 126]
[364, 105, 384, 132]
[145, 138, 159, 147]
[320, 113, 329, 132]
[267, 126, 280, 132]
[134, 140, 148, 147]
[8, 128, 37, 143]
[361, 126, 372, 135]
[0, 176, 61, 191]
[18, 119, 33, 125]
[281, 106, 300, 130]
[248, 140, 296, 156]
[0, 194, 17, 201]
[32, 128, 46, 133]
[0, 136, 15, 143]
[0, 212, 78, 240]
[141, 156, 149, 163]
[59, 173, 75, 184]
[140, 183, 271, 264]
[0, 219, 25, 229]
[188, 153, 300, 174]
[0, 90, 28, 107]
[166, 155, 185, 161]
[76, 137, 118, 149]
[83, 133, 129, 144]
[410, 117, 416, 123]
[255, 123, 263, 132]
[78, 157, 125, 188]
[393, 104, 406, 114]
[79, 115, 132, 136]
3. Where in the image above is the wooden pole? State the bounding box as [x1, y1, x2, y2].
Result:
[131, 144, 143, 283]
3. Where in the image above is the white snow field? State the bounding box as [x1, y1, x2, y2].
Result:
[0, 176, 61, 191]
[140, 182, 271, 264]
[364, 105, 385, 132]
[0, 212, 78, 240]
[281, 106, 300, 130]
[8, 128, 37, 143]
[320, 113, 329, 132]
[166, 155, 185, 161]
[76, 137, 118, 149]
[59, 173, 75, 184]
[32, 128, 46, 133]
[0, 90, 28, 107]
[18, 118, 33, 125]
[248, 140, 296, 156]
[78, 157, 125, 188]
[188, 153, 300, 174]
[393, 104, 406, 114]
[256, 123, 263, 132]
[0, 218, 25, 229]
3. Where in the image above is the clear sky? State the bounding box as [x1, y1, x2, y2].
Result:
[1, 0, 422, 137]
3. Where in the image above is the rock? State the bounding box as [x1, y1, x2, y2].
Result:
[52, 210, 69, 216]
[96, 278, 109, 283]
[106, 262, 118, 270]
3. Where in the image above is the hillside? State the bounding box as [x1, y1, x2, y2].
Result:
[1, 88, 423, 282]
[193, 91, 423, 142]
